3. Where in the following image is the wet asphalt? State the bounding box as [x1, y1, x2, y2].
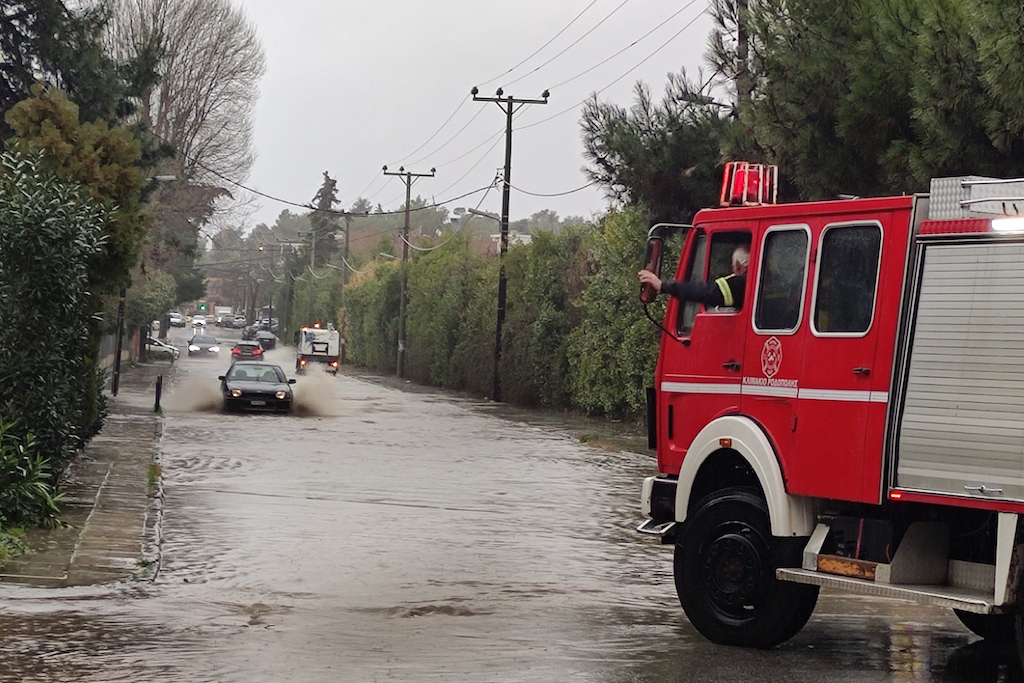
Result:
[0, 326, 1017, 682]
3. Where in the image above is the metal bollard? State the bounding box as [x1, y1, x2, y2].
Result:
[155, 375, 163, 412]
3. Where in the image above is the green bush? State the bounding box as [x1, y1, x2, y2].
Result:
[341, 208, 662, 420]
[499, 229, 586, 408]
[566, 208, 660, 418]
[405, 235, 490, 389]
[345, 261, 401, 374]
[0, 422, 62, 529]
[0, 152, 107, 475]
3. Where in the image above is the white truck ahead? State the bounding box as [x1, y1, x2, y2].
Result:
[214, 306, 234, 327]
[296, 325, 340, 374]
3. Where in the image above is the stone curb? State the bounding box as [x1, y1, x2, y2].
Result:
[0, 360, 172, 587]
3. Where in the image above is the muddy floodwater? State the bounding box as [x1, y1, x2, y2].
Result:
[0, 329, 1018, 682]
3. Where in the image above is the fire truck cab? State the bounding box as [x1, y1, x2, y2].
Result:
[639, 163, 1024, 653]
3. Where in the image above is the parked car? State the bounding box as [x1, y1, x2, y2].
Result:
[168, 312, 185, 327]
[230, 341, 264, 363]
[146, 337, 180, 361]
[219, 361, 295, 413]
[187, 334, 220, 357]
[255, 330, 277, 350]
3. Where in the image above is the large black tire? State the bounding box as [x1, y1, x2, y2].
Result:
[955, 609, 1014, 643]
[1013, 605, 1024, 671]
[674, 487, 819, 649]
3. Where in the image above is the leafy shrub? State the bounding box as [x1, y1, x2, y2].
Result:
[341, 208, 662, 420]
[566, 208, 660, 418]
[344, 261, 400, 374]
[0, 152, 107, 475]
[0, 422, 62, 528]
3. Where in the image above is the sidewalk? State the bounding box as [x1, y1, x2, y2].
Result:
[0, 361, 170, 587]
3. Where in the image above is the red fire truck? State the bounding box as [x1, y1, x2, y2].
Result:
[638, 162, 1024, 655]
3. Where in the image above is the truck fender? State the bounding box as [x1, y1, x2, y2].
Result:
[675, 415, 815, 538]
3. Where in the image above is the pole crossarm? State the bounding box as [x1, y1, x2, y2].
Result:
[470, 86, 549, 402]
[381, 165, 436, 379]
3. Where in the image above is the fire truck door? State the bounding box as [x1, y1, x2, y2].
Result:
[741, 225, 811, 474]
[660, 230, 749, 469]
[792, 222, 885, 503]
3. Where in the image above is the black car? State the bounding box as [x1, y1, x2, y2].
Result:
[219, 362, 296, 413]
[230, 341, 264, 363]
[241, 325, 259, 341]
[187, 334, 220, 357]
[255, 330, 277, 350]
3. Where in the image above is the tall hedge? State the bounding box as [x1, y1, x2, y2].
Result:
[340, 208, 660, 420]
[0, 152, 107, 477]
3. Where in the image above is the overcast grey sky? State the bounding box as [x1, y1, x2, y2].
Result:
[232, 0, 716, 227]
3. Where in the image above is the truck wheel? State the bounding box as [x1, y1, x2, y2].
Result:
[674, 487, 818, 648]
[956, 609, 1014, 643]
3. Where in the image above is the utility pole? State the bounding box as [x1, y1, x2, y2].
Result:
[471, 86, 549, 402]
[111, 288, 126, 395]
[338, 211, 367, 367]
[382, 165, 435, 379]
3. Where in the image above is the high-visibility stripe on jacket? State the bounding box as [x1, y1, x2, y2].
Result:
[715, 276, 734, 307]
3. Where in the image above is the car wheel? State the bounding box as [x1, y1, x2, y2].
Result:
[674, 486, 818, 649]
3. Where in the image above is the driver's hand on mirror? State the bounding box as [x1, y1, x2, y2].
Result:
[638, 269, 663, 292]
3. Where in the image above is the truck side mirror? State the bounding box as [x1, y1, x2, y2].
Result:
[640, 234, 664, 304]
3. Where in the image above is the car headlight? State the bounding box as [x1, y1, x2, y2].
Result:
[209, 346, 220, 352]
[275, 390, 289, 400]
[230, 388, 242, 398]
[188, 344, 199, 351]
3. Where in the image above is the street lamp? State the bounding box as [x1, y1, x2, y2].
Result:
[467, 208, 500, 222]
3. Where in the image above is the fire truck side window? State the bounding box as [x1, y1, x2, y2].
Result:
[677, 232, 707, 335]
[754, 227, 809, 332]
[813, 224, 882, 334]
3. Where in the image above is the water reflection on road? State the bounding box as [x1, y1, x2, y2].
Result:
[0, 333, 1017, 682]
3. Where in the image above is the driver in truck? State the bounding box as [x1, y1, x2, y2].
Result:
[638, 244, 750, 309]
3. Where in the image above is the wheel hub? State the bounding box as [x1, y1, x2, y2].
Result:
[703, 530, 765, 615]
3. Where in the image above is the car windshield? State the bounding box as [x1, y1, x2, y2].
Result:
[193, 336, 216, 344]
[228, 365, 283, 382]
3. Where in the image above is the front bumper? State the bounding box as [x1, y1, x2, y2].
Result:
[225, 395, 291, 413]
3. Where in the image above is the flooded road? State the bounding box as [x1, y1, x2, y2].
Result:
[0, 327, 1018, 682]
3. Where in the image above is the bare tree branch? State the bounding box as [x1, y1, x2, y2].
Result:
[105, 0, 265, 185]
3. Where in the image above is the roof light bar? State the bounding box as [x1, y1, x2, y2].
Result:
[720, 161, 778, 207]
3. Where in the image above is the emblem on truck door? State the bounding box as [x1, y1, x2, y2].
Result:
[761, 336, 782, 378]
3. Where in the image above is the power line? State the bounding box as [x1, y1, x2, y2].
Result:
[395, 96, 470, 164]
[400, 181, 496, 253]
[519, 7, 709, 132]
[162, 133, 494, 218]
[475, 0, 601, 87]
[548, 0, 704, 91]
[501, 0, 634, 89]
[507, 180, 598, 197]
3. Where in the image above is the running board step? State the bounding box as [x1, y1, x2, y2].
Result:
[776, 568, 998, 614]
[636, 519, 676, 536]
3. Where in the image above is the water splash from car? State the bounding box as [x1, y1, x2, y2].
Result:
[162, 376, 224, 413]
[292, 365, 351, 417]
